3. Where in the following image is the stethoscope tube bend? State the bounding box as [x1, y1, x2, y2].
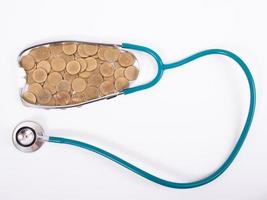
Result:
[13, 44, 256, 189]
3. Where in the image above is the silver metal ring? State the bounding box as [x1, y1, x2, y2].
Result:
[12, 121, 46, 153]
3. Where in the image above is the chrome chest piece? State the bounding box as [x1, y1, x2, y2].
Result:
[12, 121, 46, 153]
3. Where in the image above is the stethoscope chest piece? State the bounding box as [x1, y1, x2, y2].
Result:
[12, 121, 46, 153]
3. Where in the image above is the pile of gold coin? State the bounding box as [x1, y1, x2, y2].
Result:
[19, 42, 139, 106]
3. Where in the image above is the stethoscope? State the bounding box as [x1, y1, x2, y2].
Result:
[13, 43, 256, 189]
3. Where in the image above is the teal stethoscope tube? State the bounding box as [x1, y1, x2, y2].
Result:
[49, 43, 256, 189]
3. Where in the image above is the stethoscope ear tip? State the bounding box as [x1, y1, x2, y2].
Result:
[12, 121, 46, 153]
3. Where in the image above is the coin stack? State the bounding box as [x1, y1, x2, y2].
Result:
[19, 42, 139, 106]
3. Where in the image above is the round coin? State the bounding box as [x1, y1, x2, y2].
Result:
[84, 86, 99, 100]
[103, 48, 120, 62]
[49, 44, 63, 56]
[97, 46, 108, 60]
[115, 77, 129, 91]
[56, 80, 71, 92]
[43, 82, 57, 94]
[51, 57, 66, 71]
[36, 88, 52, 105]
[118, 52, 135, 67]
[78, 44, 98, 57]
[114, 67, 125, 79]
[85, 57, 97, 71]
[66, 60, 81, 75]
[32, 68, 47, 83]
[37, 60, 51, 73]
[100, 62, 114, 77]
[30, 47, 50, 62]
[22, 91, 37, 104]
[47, 72, 62, 85]
[99, 81, 115, 95]
[20, 55, 35, 71]
[27, 83, 42, 95]
[63, 43, 77, 55]
[124, 66, 139, 81]
[72, 77, 87, 92]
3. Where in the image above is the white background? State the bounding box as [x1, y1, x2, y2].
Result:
[0, 0, 266, 199]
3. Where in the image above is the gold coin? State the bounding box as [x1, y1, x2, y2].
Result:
[72, 77, 87, 92]
[78, 44, 98, 57]
[85, 57, 97, 71]
[22, 91, 37, 104]
[100, 62, 114, 77]
[43, 81, 57, 94]
[63, 72, 77, 82]
[36, 88, 52, 105]
[118, 52, 135, 67]
[79, 71, 91, 79]
[99, 81, 115, 95]
[115, 77, 129, 91]
[54, 91, 70, 105]
[47, 72, 62, 85]
[37, 61, 51, 73]
[63, 43, 77, 55]
[32, 68, 47, 83]
[77, 45, 88, 57]
[104, 48, 120, 62]
[56, 80, 71, 92]
[30, 46, 50, 62]
[51, 57, 66, 72]
[76, 58, 87, 72]
[50, 44, 63, 56]
[20, 55, 35, 71]
[84, 86, 99, 100]
[84, 44, 98, 56]
[124, 66, 139, 81]
[71, 92, 85, 104]
[66, 60, 81, 75]
[28, 83, 42, 95]
[97, 46, 107, 60]
[87, 74, 103, 87]
[114, 67, 125, 79]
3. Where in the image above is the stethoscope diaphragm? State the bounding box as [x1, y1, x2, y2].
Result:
[12, 121, 47, 153]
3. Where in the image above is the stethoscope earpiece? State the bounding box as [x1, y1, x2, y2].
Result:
[12, 121, 47, 153]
